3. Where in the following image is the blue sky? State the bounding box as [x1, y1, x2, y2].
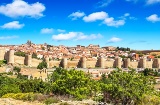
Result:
[0, 0, 160, 50]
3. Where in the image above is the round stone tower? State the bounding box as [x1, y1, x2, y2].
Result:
[140, 58, 146, 68]
[99, 57, 105, 68]
[25, 54, 32, 67]
[153, 58, 160, 68]
[8, 50, 14, 64]
[81, 57, 86, 68]
[45, 56, 50, 68]
[63, 58, 68, 69]
[115, 57, 121, 68]
[143, 58, 146, 68]
[0, 49, 5, 60]
[124, 58, 130, 68]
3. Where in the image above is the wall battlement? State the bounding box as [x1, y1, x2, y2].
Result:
[2, 50, 160, 69]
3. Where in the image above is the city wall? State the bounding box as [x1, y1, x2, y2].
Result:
[130, 61, 139, 69]
[1, 49, 160, 69]
[14, 56, 25, 65]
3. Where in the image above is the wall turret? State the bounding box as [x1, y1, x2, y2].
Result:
[0, 49, 5, 60]
[139, 58, 146, 68]
[99, 57, 105, 68]
[45, 56, 50, 68]
[81, 57, 86, 68]
[25, 54, 32, 67]
[115, 57, 121, 68]
[124, 58, 130, 68]
[153, 58, 160, 68]
[63, 58, 68, 69]
[8, 50, 14, 64]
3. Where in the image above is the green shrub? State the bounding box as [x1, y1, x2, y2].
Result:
[43, 97, 59, 105]
[2, 93, 35, 101]
[93, 95, 103, 102]
[59, 102, 70, 105]
[7, 72, 13, 75]
[138, 94, 160, 105]
[0, 84, 21, 97]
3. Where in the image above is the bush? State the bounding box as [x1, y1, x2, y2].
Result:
[93, 95, 103, 102]
[7, 72, 13, 75]
[59, 102, 70, 105]
[138, 94, 160, 105]
[0, 84, 21, 97]
[2, 93, 35, 101]
[0, 60, 7, 66]
[43, 97, 59, 105]
[13, 66, 21, 73]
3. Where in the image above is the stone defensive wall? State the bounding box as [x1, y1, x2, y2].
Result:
[0, 49, 160, 69]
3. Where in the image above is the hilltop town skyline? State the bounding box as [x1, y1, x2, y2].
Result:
[0, 40, 159, 51]
[0, 0, 160, 50]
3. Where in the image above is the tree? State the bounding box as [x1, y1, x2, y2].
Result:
[32, 52, 37, 59]
[101, 69, 155, 105]
[143, 68, 159, 76]
[37, 61, 47, 70]
[14, 51, 26, 57]
[0, 76, 21, 97]
[49, 68, 97, 100]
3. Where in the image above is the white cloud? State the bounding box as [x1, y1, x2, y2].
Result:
[146, 0, 160, 4]
[97, 0, 114, 7]
[121, 13, 137, 20]
[83, 11, 108, 22]
[126, 0, 138, 2]
[52, 32, 77, 41]
[0, 0, 45, 18]
[41, 28, 54, 34]
[1, 21, 24, 29]
[52, 32, 102, 41]
[57, 29, 66, 33]
[119, 13, 130, 20]
[82, 11, 125, 27]
[146, 14, 160, 22]
[107, 37, 122, 43]
[124, 13, 130, 17]
[76, 33, 102, 40]
[129, 17, 137, 20]
[103, 17, 125, 27]
[68, 11, 85, 20]
[0, 36, 19, 40]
